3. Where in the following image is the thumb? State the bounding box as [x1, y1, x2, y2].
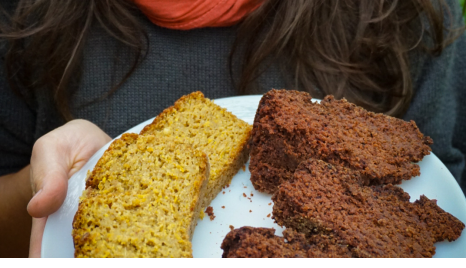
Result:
[26, 119, 111, 218]
[27, 136, 70, 218]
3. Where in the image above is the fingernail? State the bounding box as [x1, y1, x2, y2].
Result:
[31, 189, 42, 201]
[35, 189, 42, 195]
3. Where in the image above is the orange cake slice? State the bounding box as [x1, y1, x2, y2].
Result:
[140, 91, 252, 208]
[72, 134, 209, 257]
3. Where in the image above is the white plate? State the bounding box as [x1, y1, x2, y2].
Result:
[42, 95, 466, 258]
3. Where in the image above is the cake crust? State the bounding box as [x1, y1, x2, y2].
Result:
[249, 89, 433, 194]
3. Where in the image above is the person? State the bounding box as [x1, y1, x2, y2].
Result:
[0, 0, 465, 258]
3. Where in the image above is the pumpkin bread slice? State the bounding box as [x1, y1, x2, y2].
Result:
[72, 133, 209, 258]
[140, 91, 252, 207]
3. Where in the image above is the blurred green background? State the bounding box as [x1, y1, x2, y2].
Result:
[461, 0, 466, 20]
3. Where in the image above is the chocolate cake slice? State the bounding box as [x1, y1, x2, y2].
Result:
[249, 89, 433, 194]
[221, 227, 353, 258]
[271, 159, 464, 258]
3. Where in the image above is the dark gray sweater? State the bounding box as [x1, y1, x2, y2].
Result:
[1, 1, 465, 196]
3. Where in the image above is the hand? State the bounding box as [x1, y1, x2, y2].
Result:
[27, 119, 111, 257]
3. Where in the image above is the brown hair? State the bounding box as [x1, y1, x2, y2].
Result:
[0, 0, 462, 119]
[0, 0, 147, 121]
[232, 0, 463, 116]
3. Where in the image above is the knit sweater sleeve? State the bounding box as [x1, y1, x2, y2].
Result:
[403, 0, 466, 194]
[0, 63, 36, 176]
[0, 1, 35, 176]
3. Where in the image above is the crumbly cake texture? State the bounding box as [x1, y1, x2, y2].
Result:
[72, 133, 209, 258]
[249, 89, 433, 194]
[221, 227, 353, 258]
[140, 91, 252, 208]
[272, 159, 465, 257]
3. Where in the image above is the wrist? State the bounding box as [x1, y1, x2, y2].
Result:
[0, 165, 32, 257]
[0, 165, 32, 201]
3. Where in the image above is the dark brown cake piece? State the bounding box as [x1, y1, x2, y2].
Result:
[221, 227, 353, 258]
[272, 159, 465, 258]
[249, 89, 433, 194]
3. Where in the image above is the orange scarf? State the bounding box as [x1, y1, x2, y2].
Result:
[133, 0, 264, 30]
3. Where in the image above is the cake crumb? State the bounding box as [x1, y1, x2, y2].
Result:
[205, 206, 215, 221]
[229, 225, 235, 231]
[244, 186, 247, 189]
[249, 210, 252, 213]
[243, 193, 247, 197]
[221, 206, 225, 209]
[267, 214, 271, 218]
[242, 165, 246, 171]
[250, 193, 254, 197]
[268, 203, 272, 206]
[223, 191, 225, 194]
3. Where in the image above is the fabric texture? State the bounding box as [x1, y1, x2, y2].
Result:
[0, 0, 465, 196]
[133, 0, 264, 30]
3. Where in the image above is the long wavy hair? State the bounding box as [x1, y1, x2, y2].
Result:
[0, 0, 463, 120]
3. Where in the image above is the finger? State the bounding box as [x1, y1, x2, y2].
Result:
[67, 120, 112, 168]
[27, 176, 68, 218]
[29, 217, 47, 258]
[27, 136, 70, 218]
[27, 120, 111, 218]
